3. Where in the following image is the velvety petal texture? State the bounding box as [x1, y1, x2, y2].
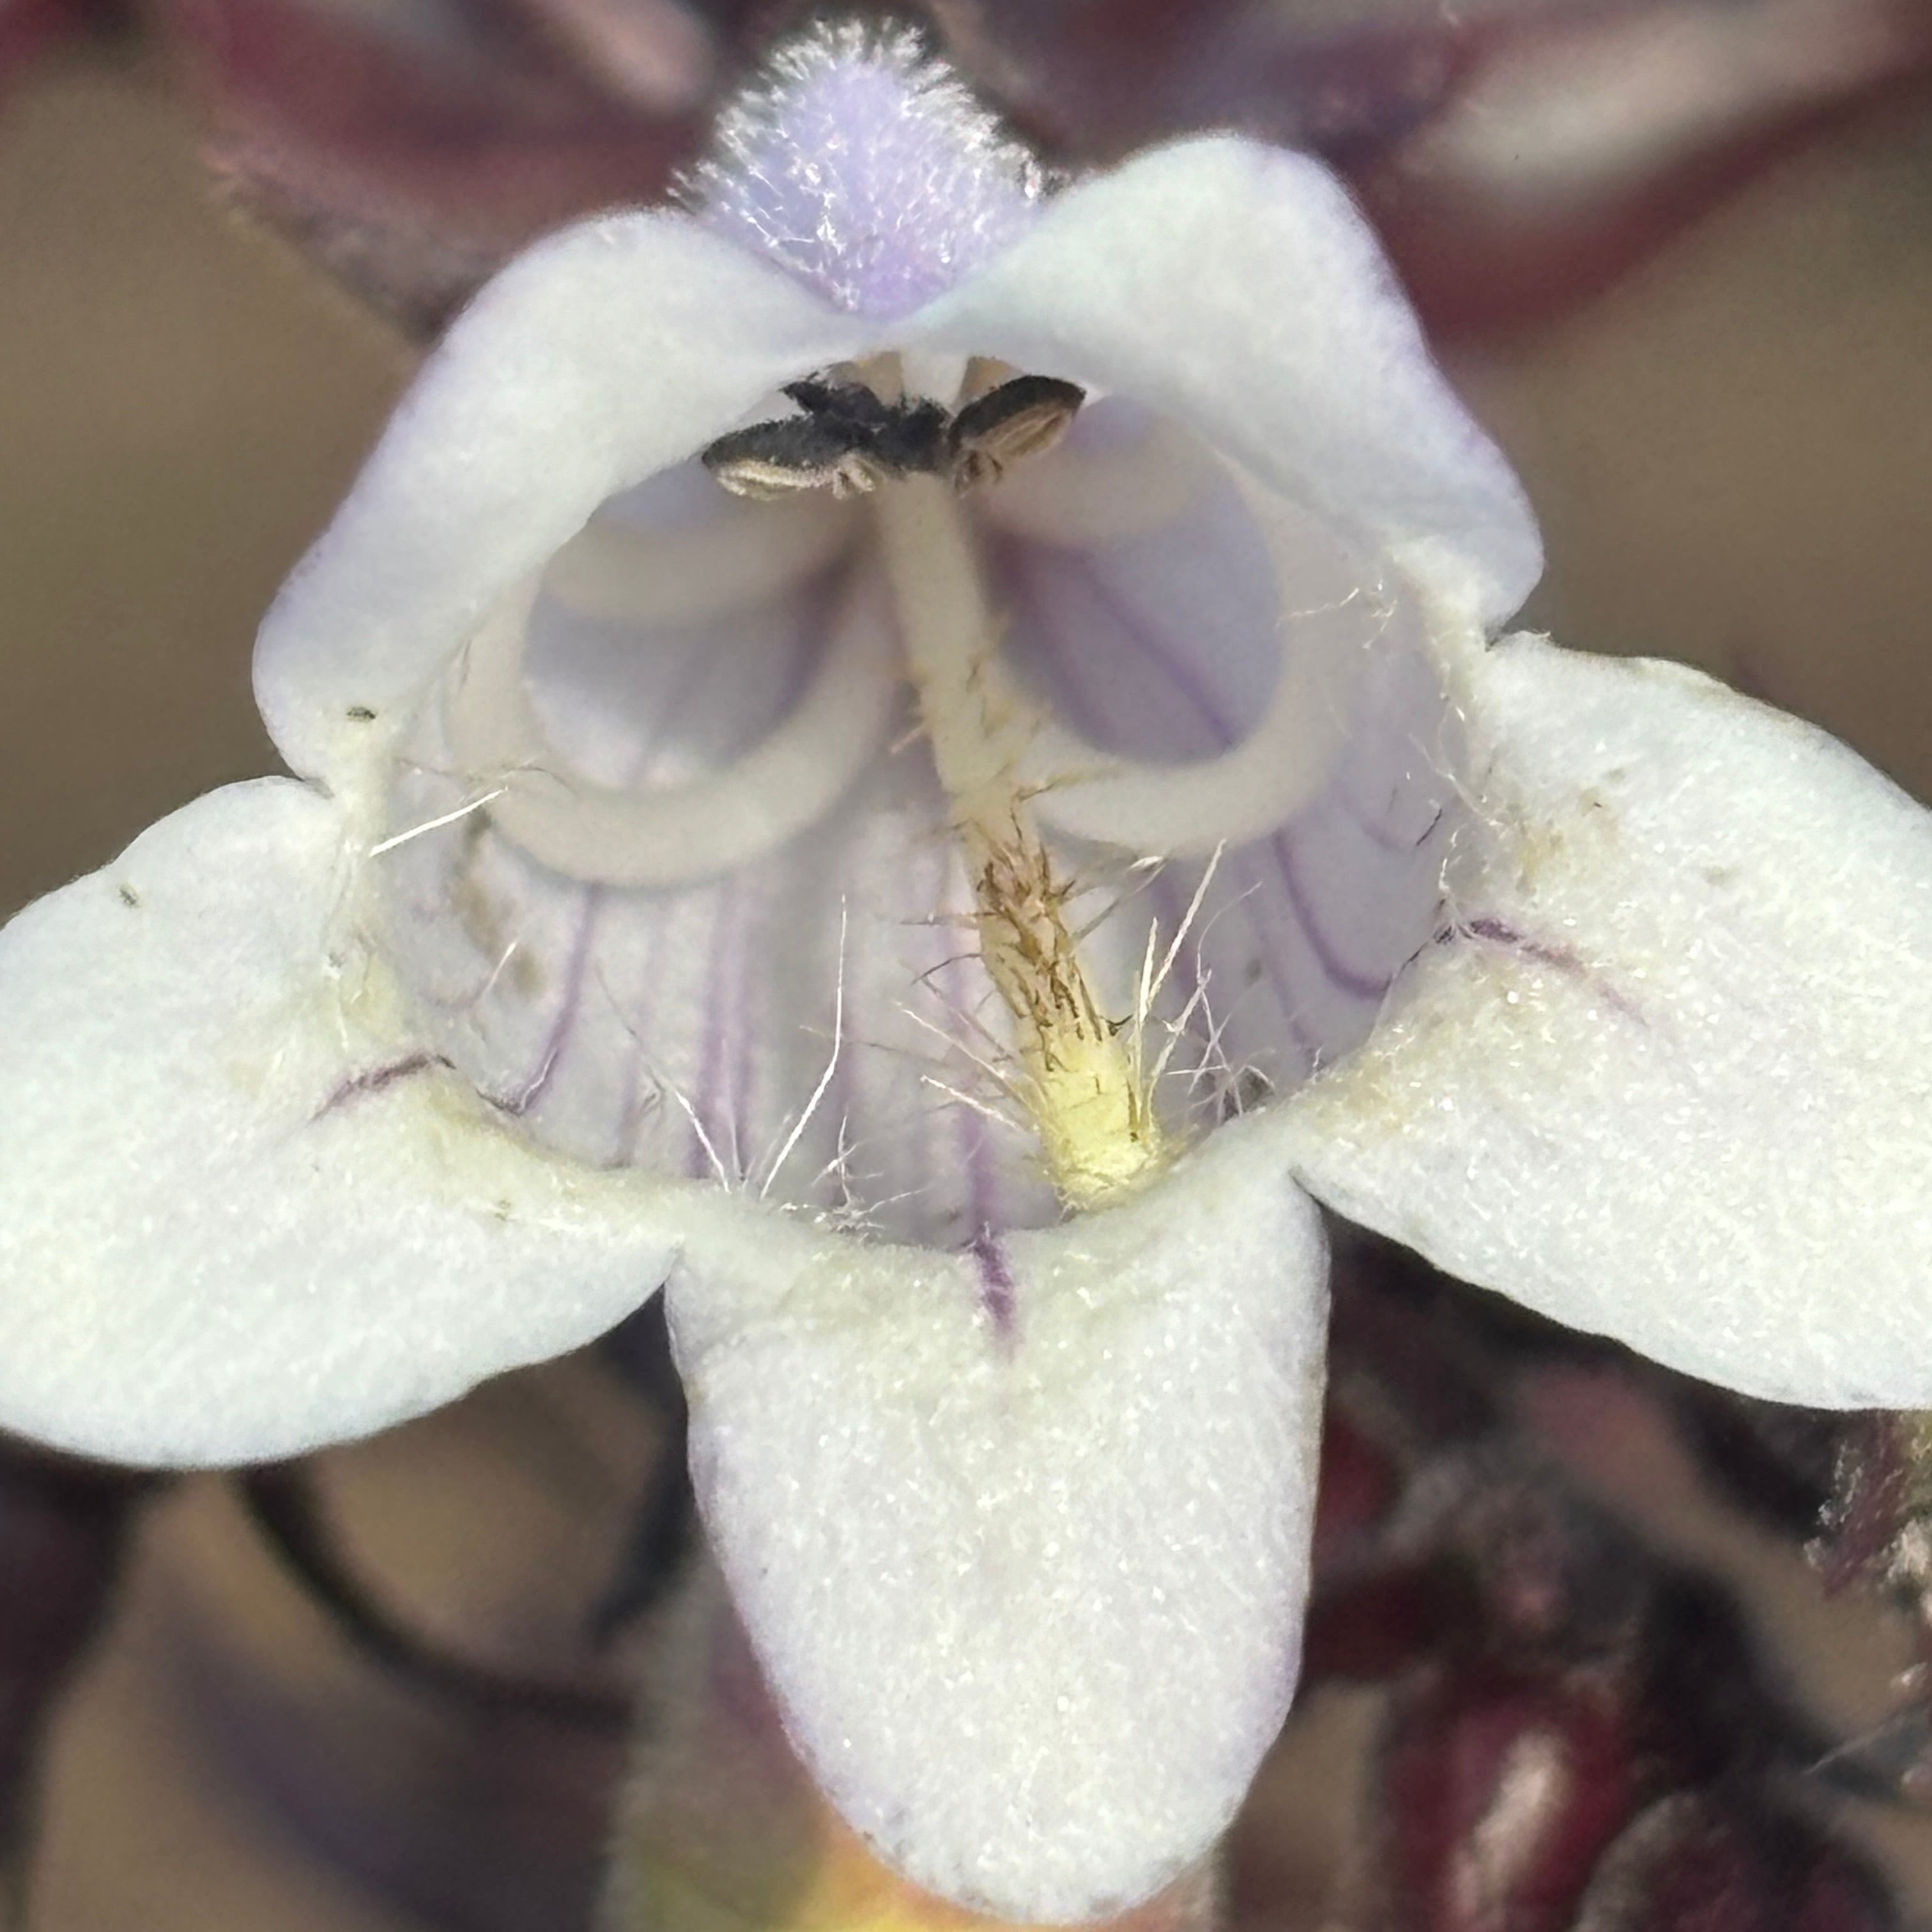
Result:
[670, 1120, 1327, 1921]
[1278, 635, 1932, 1407]
[912, 135, 1542, 627]
[0, 782, 692, 1466]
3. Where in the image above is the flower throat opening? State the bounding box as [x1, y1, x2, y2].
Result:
[418, 360, 1458, 1230]
[701, 360, 1171, 1209]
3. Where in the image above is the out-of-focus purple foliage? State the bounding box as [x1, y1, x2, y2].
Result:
[146, 0, 755, 337]
[6, 0, 1930, 337]
[932, 0, 1932, 334]
[1262, 1242, 1908, 1932]
[0, 0, 112, 86]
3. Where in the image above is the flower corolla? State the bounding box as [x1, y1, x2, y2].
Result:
[3, 25, 1931, 1926]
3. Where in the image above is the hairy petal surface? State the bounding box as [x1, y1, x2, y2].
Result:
[669, 1120, 1328, 1920]
[254, 211, 866, 793]
[0, 782, 694, 1466]
[380, 411, 1462, 1236]
[1278, 636, 1932, 1407]
[911, 134, 1542, 627]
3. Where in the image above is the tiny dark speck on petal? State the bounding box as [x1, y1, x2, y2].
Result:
[493, 1199, 515, 1220]
[116, 884, 140, 908]
[346, 705, 378, 723]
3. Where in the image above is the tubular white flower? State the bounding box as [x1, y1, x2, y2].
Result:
[4, 24, 1930, 1925]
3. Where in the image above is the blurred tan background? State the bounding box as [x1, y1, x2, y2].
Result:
[0, 42, 408, 918]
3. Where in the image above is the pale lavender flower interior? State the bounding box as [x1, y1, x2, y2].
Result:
[376, 394, 1460, 1246]
[369, 26, 1462, 1246]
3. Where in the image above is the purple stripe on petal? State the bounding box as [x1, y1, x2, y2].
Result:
[689, 882, 743, 1179]
[312, 1051, 441, 1121]
[1271, 831, 1399, 1004]
[1036, 546, 1395, 1005]
[1003, 537, 1382, 1015]
[990, 442, 1454, 1093]
[1458, 916, 1648, 1027]
[491, 888, 604, 1119]
[967, 1228, 1018, 1344]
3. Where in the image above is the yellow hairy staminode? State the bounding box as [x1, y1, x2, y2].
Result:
[967, 818, 1165, 1211]
[873, 453, 1174, 1213]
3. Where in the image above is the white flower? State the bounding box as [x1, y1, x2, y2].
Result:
[3, 25, 1930, 1925]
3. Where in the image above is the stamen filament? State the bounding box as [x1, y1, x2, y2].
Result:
[1016, 475, 1370, 855]
[443, 569, 896, 889]
[871, 475, 1168, 1211]
[544, 491, 853, 627]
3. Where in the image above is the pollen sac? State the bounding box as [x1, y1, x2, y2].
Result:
[699, 407, 878, 500]
[947, 374, 1085, 492]
[698, 371, 1085, 500]
[787, 377, 951, 479]
[701, 376, 951, 499]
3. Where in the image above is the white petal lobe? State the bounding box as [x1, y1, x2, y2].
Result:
[911, 135, 1542, 626]
[0, 782, 696, 1466]
[1278, 636, 1932, 1407]
[669, 1121, 1328, 1920]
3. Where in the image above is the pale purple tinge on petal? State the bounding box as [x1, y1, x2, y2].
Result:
[249, 79, 1506, 1248]
[668, 1117, 1329, 1920]
[253, 210, 867, 793]
[377, 463, 1061, 1245]
[992, 400, 1461, 1094]
[690, 20, 1043, 319]
[1276, 634, 1932, 1409]
[913, 135, 1542, 627]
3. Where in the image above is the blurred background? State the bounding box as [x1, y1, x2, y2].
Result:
[2, 3, 1931, 1928]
